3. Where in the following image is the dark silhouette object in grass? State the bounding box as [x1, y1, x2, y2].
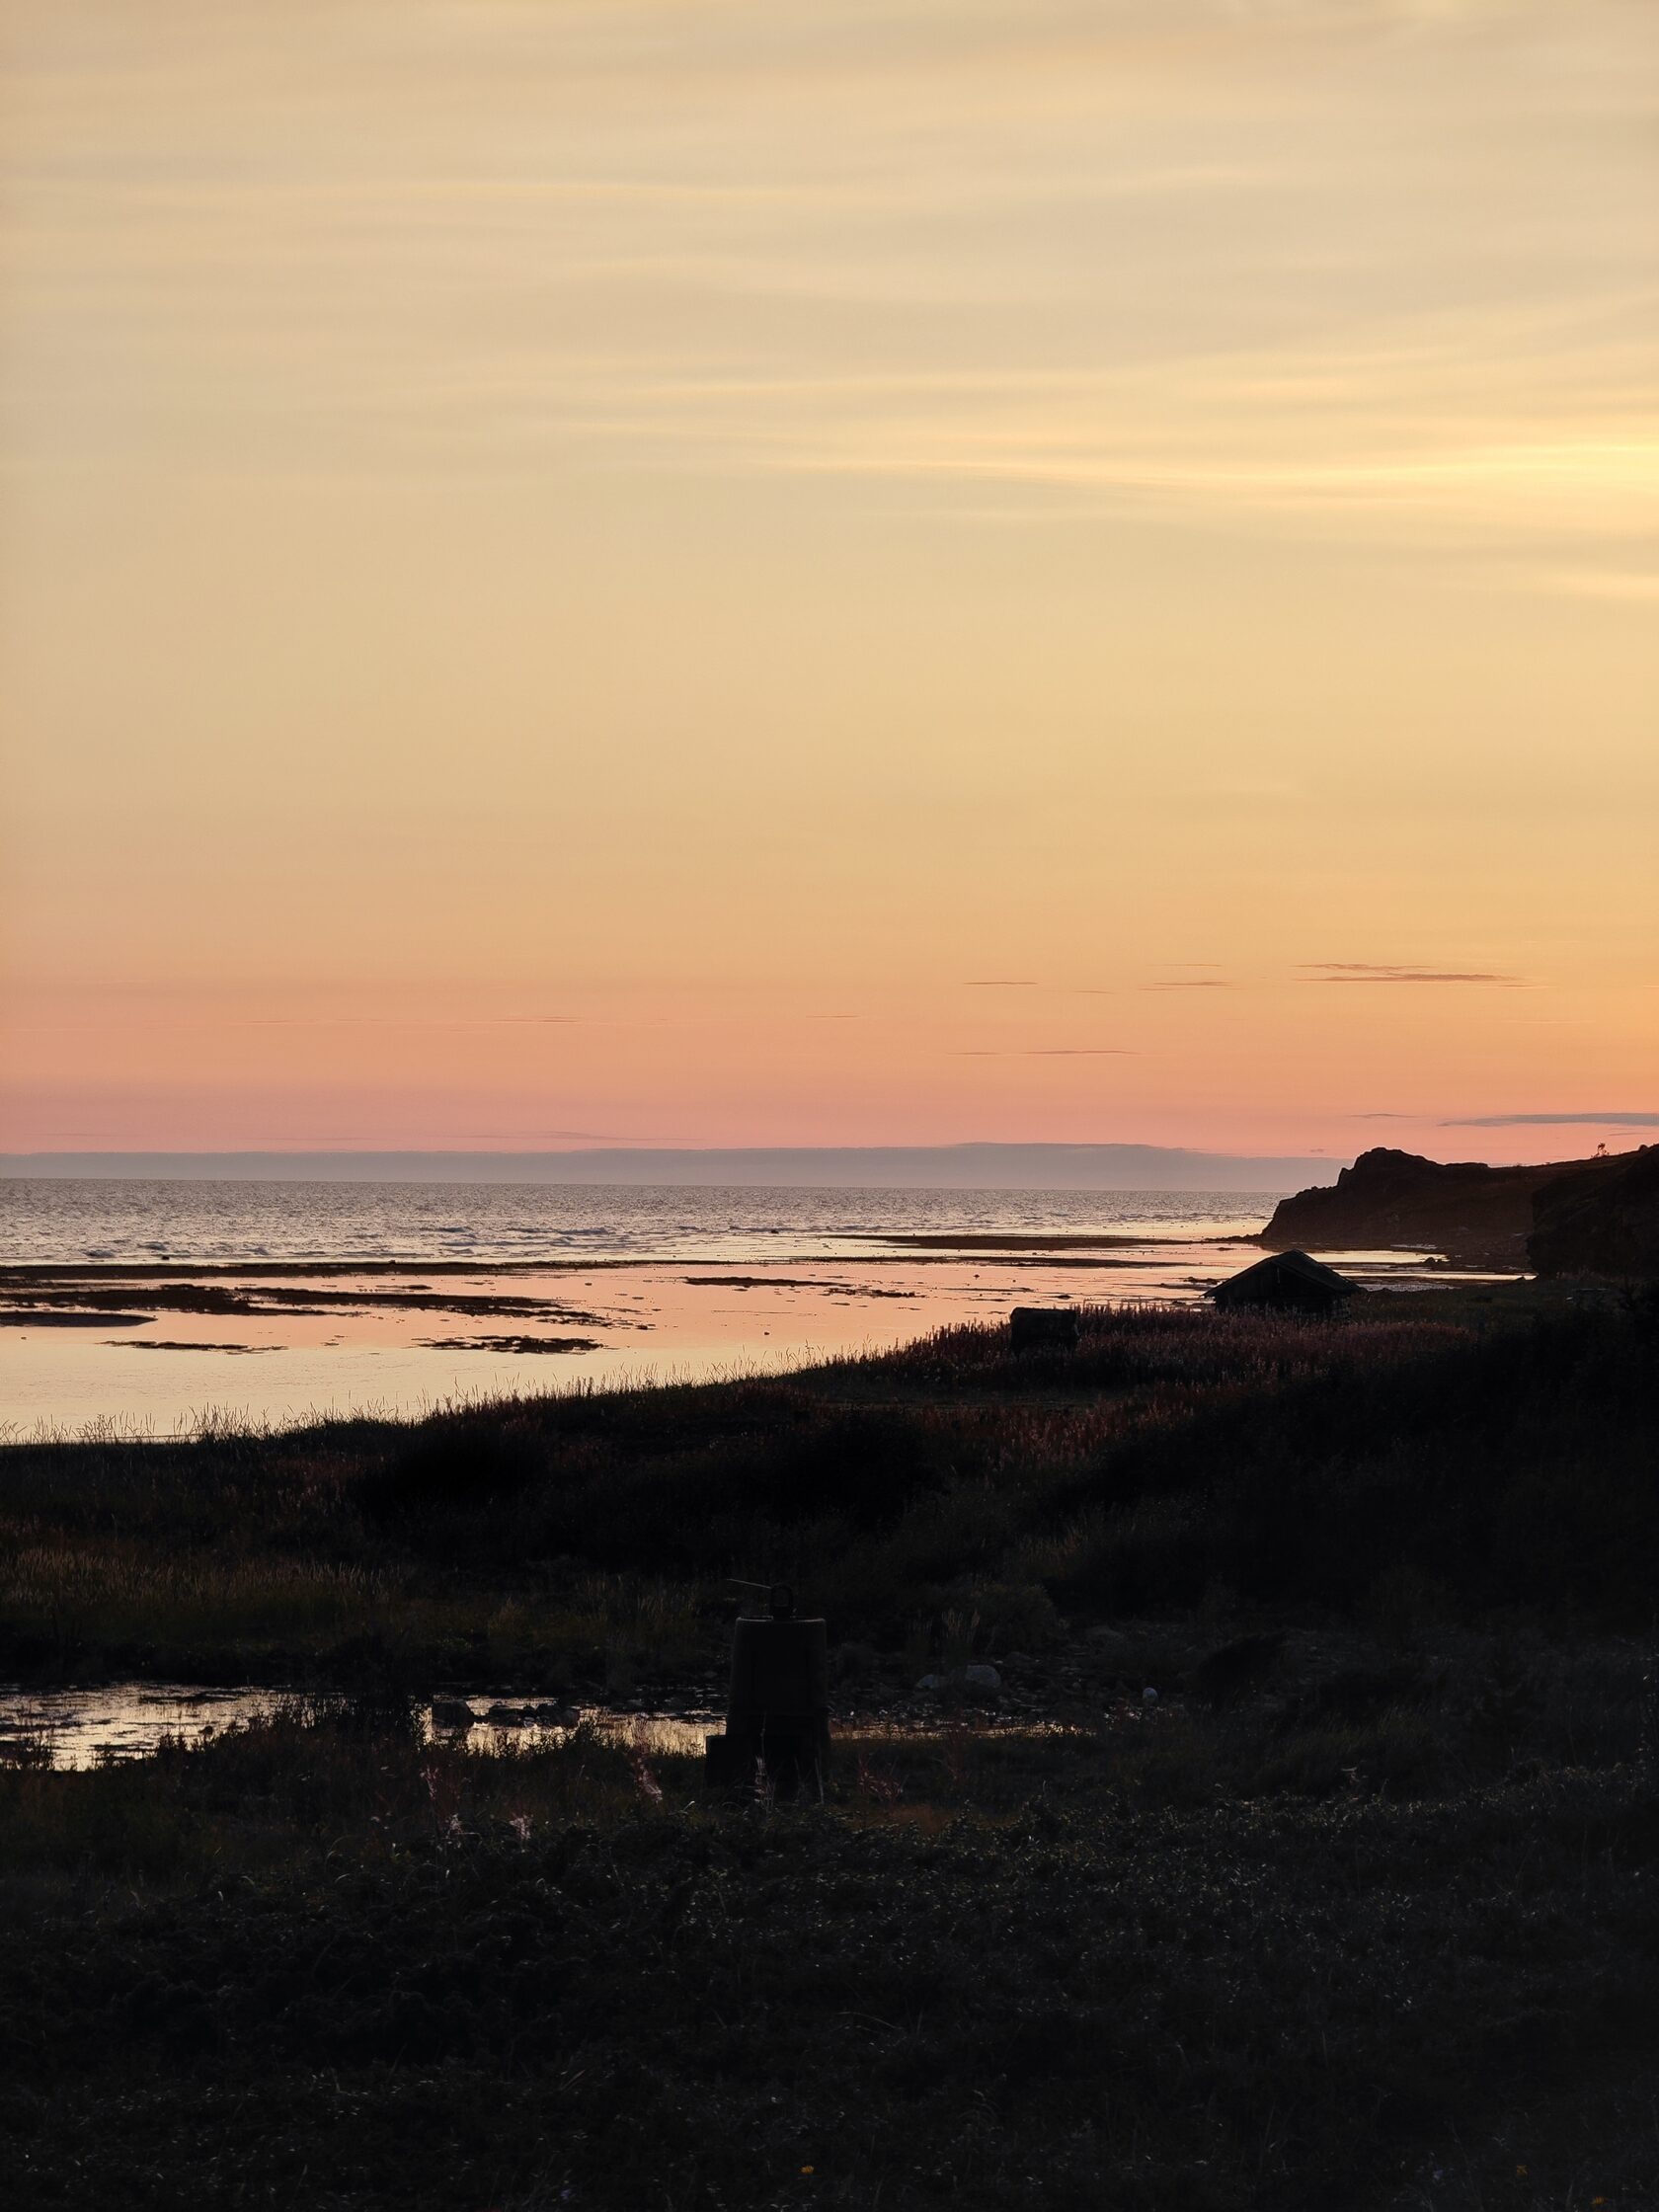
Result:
[1210, 1250, 1361, 1316]
[705, 1583, 831, 1801]
[1009, 1306, 1081, 1351]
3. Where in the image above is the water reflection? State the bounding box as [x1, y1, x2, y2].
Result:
[1, 1240, 1509, 1439]
[0, 1685, 1097, 1770]
[0, 1682, 720, 1770]
[426, 1700, 717, 1760]
[0, 1684, 288, 1769]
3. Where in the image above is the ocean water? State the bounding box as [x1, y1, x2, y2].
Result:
[0, 1179, 1278, 1267]
[0, 1178, 1450, 1437]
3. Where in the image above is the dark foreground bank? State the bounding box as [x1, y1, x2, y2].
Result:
[0, 1283, 1651, 1692]
[4, 1697, 1659, 2210]
[3, 1292, 1658, 2207]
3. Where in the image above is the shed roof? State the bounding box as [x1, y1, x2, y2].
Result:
[1210, 1249, 1361, 1302]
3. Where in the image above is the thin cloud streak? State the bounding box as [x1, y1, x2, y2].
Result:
[1442, 1112, 1659, 1128]
[3, 0, 1653, 1153]
[1299, 964, 1523, 985]
[12, 7, 1653, 564]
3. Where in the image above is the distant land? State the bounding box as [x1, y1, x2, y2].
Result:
[0, 1144, 1335, 1192]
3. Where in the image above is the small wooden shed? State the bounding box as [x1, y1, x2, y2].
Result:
[1210, 1250, 1361, 1315]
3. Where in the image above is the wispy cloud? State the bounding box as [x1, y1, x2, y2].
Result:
[13, 0, 1651, 567]
[964, 979, 1038, 988]
[954, 1048, 1132, 1058]
[1538, 569, 1659, 605]
[1300, 963, 1522, 985]
[1146, 979, 1233, 989]
[1442, 1111, 1659, 1128]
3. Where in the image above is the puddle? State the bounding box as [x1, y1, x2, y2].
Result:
[0, 1683, 720, 1770]
[0, 1684, 291, 1768]
[425, 1699, 716, 1760]
[0, 1682, 1148, 1772]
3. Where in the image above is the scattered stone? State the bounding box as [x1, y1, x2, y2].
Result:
[962, 1664, 1001, 1692]
[914, 1674, 946, 1693]
[1086, 1625, 1129, 1650]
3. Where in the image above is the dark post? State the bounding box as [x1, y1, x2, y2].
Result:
[704, 1583, 830, 1800]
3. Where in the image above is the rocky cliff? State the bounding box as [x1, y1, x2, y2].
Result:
[1528, 1146, 1659, 1279]
[1261, 1146, 1582, 1267]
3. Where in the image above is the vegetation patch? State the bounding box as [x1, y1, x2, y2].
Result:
[3, 1302, 1658, 2202]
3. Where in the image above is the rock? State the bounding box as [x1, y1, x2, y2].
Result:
[1259, 1146, 1608, 1268]
[429, 1699, 475, 1731]
[916, 1664, 1001, 1693]
[1004, 1651, 1035, 1667]
[1142, 1687, 1158, 1706]
[484, 1702, 528, 1726]
[1529, 1145, 1659, 1279]
[1009, 1306, 1080, 1351]
[1086, 1625, 1128, 1649]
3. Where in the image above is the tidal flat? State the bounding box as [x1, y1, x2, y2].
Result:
[2, 1295, 1657, 2207]
[0, 1237, 1487, 1435]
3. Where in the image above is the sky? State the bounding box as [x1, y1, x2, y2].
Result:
[2, 0, 1655, 1166]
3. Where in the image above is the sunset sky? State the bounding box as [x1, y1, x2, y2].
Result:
[3, 0, 1655, 1164]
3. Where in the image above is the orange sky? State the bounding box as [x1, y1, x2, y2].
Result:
[3, 1, 1655, 1165]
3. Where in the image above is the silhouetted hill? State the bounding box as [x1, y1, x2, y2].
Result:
[1261, 1146, 1599, 1266]
[1529, 1144, 1659, 1279]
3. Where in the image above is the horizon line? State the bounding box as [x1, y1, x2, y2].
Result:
[0, 1141, 1343, 1192]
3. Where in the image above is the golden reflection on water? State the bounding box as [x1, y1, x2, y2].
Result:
[0, 1685, 721, 1770]
[0, 1688, 1102, 1770]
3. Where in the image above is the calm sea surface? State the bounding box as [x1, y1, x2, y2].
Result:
[0, 1179, 1277, 1266]
[0, 1179, 1452, 1437]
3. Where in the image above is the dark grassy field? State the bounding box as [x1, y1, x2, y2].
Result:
[1, 1291, 1653, 1689]
[3, 1295, 1658, 2207]
[5, 1693, 1659, 2209]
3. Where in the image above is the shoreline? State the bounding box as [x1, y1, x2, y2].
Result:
[0, 1234, 1234, 1282]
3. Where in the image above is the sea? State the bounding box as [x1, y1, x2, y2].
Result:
[0, 1178, 1459, 1438]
